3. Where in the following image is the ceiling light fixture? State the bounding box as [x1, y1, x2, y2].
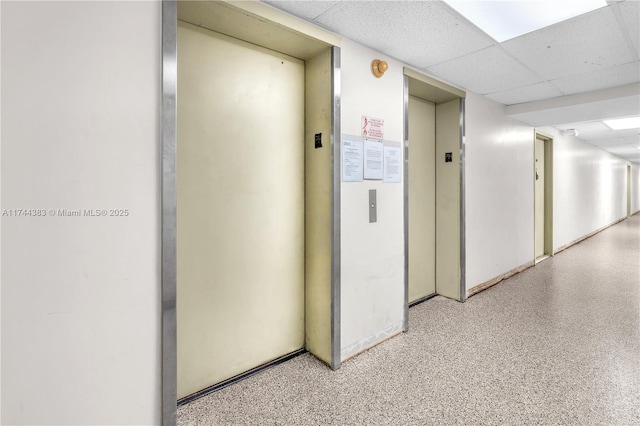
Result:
[565, 129, 579, 137]
[603, 117, 640, 130]
[443, 0, 606, 42]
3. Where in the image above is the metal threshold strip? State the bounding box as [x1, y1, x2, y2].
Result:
[177, 348, 307, 406]
[408, 292, 437, 308]
[535, 254, 550, 264]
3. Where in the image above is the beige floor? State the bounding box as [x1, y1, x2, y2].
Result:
[178, 214, 640, 425]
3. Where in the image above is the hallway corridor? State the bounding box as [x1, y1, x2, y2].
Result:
[178, 215, 640, 425]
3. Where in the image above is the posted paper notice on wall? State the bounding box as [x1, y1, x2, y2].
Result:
[364, 140, 383, 180]
[383, 144, 402, 183]
[342, 138, 363, 182]
[361, 115, 384, 140]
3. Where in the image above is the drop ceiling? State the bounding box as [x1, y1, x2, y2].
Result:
[265, 0, 640, 163]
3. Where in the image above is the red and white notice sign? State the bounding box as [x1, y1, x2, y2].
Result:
[361, 115, 384, 140]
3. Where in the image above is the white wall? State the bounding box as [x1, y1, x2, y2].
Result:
[539, 126, 632, 249]
[0, 0, 3, 415]
[1, 2, 161, 424]
[465, 92, 535, 290]
[340, 39, 405, 360]
[338, 37, 637, 355]
[465, 90, 637, 293]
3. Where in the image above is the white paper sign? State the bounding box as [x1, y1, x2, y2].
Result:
[383, 145, 402, 183]
[342, 138, 363, 182]
[361, 116, 384, 140]
[364, 140, 383, 180]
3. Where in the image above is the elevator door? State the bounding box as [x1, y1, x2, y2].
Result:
[408, 96, 436, 302]
[177, 21, 305, 398]
[534, 137, 545, 260]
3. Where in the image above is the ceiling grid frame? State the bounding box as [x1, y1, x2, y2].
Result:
[265, 0, 640, 162]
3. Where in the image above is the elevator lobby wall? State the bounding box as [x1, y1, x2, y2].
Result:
[339, 38, 405, 360]
[464, 92, 535, 294]
[537, 126, 640, 251]
[464, 91, 640, 295]
[1, 1, 162, 425]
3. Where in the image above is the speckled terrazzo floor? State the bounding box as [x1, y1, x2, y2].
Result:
[178, 214, 640, 425]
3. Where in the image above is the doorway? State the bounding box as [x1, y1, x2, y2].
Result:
[403, 68, 466, 322]
[628, 164, 632, 218]
[534, 133, 553, 262]
[169, 1, 341, 406]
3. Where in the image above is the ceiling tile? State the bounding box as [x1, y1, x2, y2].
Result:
[554, 120, 610, 133]
[611, 153, 640, 162]
[502, 7, 633, 80]
[587, 135, 640, 147]
[619, 0, 640, 56]
[602, 143, 640, 155]
[551, 62, 640, 95]
[589, 139, 640, 162]
[553, 122, 640, 145]
[507, 95, 640, 126]
[310, 1, 494, 68]
[426, 46, 542, 94]
[485, 81, 563, 105]
[265, 1, 338, 21]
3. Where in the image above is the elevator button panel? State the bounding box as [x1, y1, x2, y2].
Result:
[369, 189, 377, 223]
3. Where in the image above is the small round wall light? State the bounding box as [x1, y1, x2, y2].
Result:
[371, 59, 388, 78]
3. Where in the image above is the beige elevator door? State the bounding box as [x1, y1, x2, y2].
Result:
[534, 137, 545, 260]
[408, 96, 436, 302]
[177, 21, 305, 398]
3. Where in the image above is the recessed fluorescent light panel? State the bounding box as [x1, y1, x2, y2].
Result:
[443, 0, 607, 42]
[603, 117, 640, 130]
